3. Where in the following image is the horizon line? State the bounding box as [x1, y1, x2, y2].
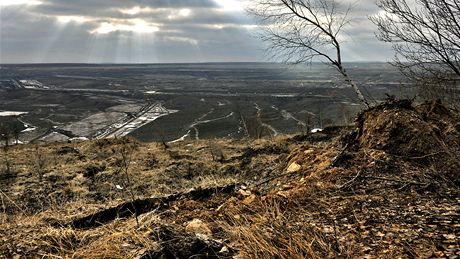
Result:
[0, 61, 390, 66]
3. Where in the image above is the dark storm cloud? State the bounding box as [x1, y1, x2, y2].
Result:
[0, 0, 393, 63]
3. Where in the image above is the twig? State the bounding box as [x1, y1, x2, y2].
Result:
[0, 188, 26, 214]
[252, 171, 298, 187]
[330, 143, 351, 167]
[332, 219, 341, 255]
[337, 170, 361, 189]
[392, 151, 447, 160]
[36, 253, 63, 258]
[0, 191, 5, 223]
[361, 176, 427, 186]
[402, 240, 419, 258]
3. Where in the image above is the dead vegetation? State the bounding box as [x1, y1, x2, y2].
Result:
[0, 100, 459, 258]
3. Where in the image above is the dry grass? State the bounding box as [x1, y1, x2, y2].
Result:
[0, 136, 296, 257]
[1, 122, 459, 258]
[221, 198, 339, 258]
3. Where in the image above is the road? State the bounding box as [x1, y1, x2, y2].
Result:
[97, 102, 177, 139]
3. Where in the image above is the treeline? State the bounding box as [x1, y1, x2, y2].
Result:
[0, 118, 25, 147]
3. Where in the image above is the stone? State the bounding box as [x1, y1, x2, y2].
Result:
[287, 162, 301, 173]
[185, 219, 212, 237]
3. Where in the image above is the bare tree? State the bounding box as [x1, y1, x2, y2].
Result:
[249, 0, 370, 107]
[154, 129, 169, 150]
[0, 124, 11, 149]
[0, 125, 11, 175]
[371, 0, 460, 105]
[12, 124, 21, 145]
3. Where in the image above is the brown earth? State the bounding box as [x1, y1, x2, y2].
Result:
[0, 100, 459, 258]
[355, 99, 460, 183]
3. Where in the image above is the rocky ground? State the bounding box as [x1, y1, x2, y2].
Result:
[0, 99, 459, 258]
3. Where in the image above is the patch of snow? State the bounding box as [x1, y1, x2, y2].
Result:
[70, 137, 89, 142]
[21, 127, 36, 133]
[19, 80, 49, 89]
[311, 128, 323, 133]
[170, 129, 191, 143]
[40, 132, 70, 142]
[0, 111, 28, 117]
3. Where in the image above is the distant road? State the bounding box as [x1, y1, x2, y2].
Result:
[98, 102, 177, 139]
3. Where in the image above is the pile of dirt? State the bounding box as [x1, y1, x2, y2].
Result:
[355, 99, 460, 177]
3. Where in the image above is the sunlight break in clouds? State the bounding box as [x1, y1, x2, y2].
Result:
[168, 8, 192, 20]
[56, 16, 90, 24]
[0, 0, 42, 6]
[91, 19, 159, 34]
[120, 6, 153, 15]
[213, 0, 248, 11]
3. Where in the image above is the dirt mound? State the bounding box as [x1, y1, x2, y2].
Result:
[417, 100, 460, 147]
[357, 99, 459, 158]
[349, 99, 460, 184]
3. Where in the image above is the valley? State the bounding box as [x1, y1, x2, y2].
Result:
[0, 63, 410, 143]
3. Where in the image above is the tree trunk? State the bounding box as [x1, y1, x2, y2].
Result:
[339, 68, 370, 108]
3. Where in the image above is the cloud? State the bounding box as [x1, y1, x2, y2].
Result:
[0, 0, 42, 6]
[0, 0, 393, 63]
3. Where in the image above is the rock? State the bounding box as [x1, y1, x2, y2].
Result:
[185, 219, 212, 237]
[238, 189, 252, 196]
[220, 246, 229, 253]
[287, 162, 301, 173]
[243, 194, 256, 205]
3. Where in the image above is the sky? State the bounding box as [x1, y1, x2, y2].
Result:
[0, 0, 394, 63]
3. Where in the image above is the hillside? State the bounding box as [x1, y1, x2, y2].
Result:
[0, 100, 459, 258]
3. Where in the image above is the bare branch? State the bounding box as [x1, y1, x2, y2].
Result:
[249, 0, 371, 107]
[371, 0, 460, 106]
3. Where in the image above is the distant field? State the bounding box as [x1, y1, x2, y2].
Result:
[0, 63, 413, 143]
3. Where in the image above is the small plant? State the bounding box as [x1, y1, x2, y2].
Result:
[155, 129, 169, 150]
[1, 149, 11, 176]
[0, 125, 12, 176]
[145, 153, 158, 169]
[0, 123, 11, 148]
[12, 122, 22, 145]
[303, 113, 314, 136]
[116, 139, 139, 228]
[210, 143, 225, 163]
[34, 147, 47, 182]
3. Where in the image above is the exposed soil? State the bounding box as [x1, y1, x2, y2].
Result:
[0, 100, 459, 258]
[355, 99, 460, 183]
